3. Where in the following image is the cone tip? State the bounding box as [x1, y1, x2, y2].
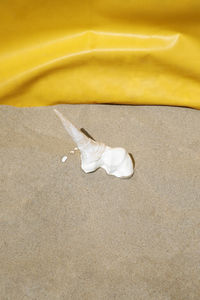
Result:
[54, 108, 59, 115]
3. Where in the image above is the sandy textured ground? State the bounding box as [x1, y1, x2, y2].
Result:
[0, 104, 200, 300]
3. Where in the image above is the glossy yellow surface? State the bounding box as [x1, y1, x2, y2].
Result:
[0, 0, 200, 108]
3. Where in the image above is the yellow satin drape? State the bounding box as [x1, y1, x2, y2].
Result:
[0, 0, 200, 108]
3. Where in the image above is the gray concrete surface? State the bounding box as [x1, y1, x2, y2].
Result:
[0, 104, 200, 299]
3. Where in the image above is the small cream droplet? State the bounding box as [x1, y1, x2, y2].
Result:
[69, 150, 75, 154]
[74, 147, 78, 151]
[61, 156, 68, 163]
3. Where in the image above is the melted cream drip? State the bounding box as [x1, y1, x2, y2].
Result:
[61, 156, 68, 163]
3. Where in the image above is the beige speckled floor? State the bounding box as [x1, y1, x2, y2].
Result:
[0, 104, 200, 300]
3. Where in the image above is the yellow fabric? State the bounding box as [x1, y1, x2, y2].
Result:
[0, 1, 200, 109]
